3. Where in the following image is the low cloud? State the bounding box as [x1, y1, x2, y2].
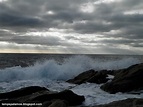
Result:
[0, 0, 143, 54]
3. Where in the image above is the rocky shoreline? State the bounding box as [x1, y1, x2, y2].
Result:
[0, 86, 85, 107]
[0, 63, 143, 107]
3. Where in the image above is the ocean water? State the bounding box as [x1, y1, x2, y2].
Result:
[0, 53, 143, 106]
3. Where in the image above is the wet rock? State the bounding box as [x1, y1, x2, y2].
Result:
[0, 99, 20, 107]
[41, 101, 53, 107]
[48, 100, 68, 107]
[0, 86, 48, 99]
[67, 69, 97, 84]
[87, 70, 109, 84]
[101, 63, 143, 94]
[15, 90, 51, 103]
[30, 90, 85, 106]
[95, 98, 143, 107]
[0, 86, 85, 106]
[67, 69, 110, 84]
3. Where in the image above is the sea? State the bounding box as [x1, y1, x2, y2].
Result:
[0, 53, 143, 106]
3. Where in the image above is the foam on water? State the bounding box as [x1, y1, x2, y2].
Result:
[0, 55, 142, 106]
[0, 55, 141, 82]
[71, 83, 143, 106]
[0, 79, 142, 106]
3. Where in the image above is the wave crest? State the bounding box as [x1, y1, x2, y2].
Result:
[0, 55, 141, 82]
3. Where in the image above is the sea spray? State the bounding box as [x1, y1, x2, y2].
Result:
[0, 55, 141, 82]
[0, 55, 143, 106]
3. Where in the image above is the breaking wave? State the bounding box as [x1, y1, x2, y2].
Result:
[0, 55, 141, 82]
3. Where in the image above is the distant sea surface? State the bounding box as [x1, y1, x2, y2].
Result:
[0, 53, 143, 106]
[0, 53, 143, 68]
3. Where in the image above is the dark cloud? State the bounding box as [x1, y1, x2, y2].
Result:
[0, 0, 142, 31]
[0, 34, 69, 46]
[0, 13, 43, 27]
[0, 0, 143, 54]
[72, 21, 112, 33]
[11, 36, 62, 46]
[131, 43, 143, 47]
[99, 39, 143, 48]
[0, 0, 89, 28]
[109, 14, 143, 23]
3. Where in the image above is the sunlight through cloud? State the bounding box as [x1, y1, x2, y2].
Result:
[80, 2, 95, 13]
[124, 10, 143, 15]
[0, 0, 7, 2]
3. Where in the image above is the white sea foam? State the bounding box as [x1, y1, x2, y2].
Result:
[0, 55, 141, 82]
[71, 83, 143, 106]
[0, 79, 142, 106]
[0, 55, 142, 106]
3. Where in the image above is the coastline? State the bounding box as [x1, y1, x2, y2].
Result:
[0, 63, 143, 107]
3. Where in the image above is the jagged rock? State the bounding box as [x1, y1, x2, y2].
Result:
[87, 70, 109, 84]
[30, 90, 85, 106]
[0, 99, 20, 107]
[67, 69, 97, 84]
[67, 69, 110, 84]
[0, 86, 48, 99]
[0, 86, 85, 106]
[95, 98, 143, 107]
[101, 63, 143, 94]
[48, 100, 68, 107]
[15, 90, 51, 103]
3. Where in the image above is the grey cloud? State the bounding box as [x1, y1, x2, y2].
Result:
[106, 14, 143, 32]
[104, 25, 143, 40]
[109, 14, 143, 23]
[99, 39, 143, 48]
[0, 32, 77, 47]
[0, 29, 15, 37]
[71, 11, 143, 35]
[0, 0, 95, 29]
[121, 0, 143, 8]
[0, 0, 142, 31]
[0, 0, 143, 54]
[131, 43, 143, 47]
[101, 46, 139, 54]
[0, 13, 43, 27]
[72, 21, 112, 34]
[122, 27, 143, 39]
[0, 35, 63, 46]
[13, 36, 65, 46]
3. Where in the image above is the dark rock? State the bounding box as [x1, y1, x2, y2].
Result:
[0, 99, 20, 107]
[95, 98, 143, 107]
[67, 69, 97, 84]
[87, 70, 109, 84]
[48, 100, 68, 107]
[67, 69, 109, 84]
[30, 90, 85, 106]
[0, 86, 85, 106]
[101, 63, 143, 94]
[0, 86, 48, 99]
[41, 101, 53, 107]
[15, 90, 51, 103]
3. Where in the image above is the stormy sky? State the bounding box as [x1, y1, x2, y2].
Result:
[0, 0, 143, 54]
